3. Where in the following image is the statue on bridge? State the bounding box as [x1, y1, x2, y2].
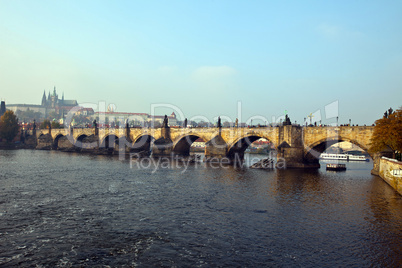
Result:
[235, 118, 238, 127]
[163, 115, 169, 128]
[93, 119, 97, 129]
[217, 117, 222, 128]
[183, 118, 187, 128]
[283, 114, 292, 126]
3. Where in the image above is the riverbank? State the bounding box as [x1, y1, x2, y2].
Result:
[379, 157, 402, 195]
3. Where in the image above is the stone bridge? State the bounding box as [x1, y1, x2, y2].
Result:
[30, 125, 377, 170]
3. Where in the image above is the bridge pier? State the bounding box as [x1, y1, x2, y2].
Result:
[36, 133, 53, 150]
[114, 127, 133, 158]
[130, 135, 152, 156]
[204, 135, 228, 162]
[55, 135, 75, 151]
[278, 147, 320, 169]
[151, 127, 174, 157]
[276, 125, 320, 168]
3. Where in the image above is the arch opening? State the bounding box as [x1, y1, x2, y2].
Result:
[305, 139, 372, 164]
[53, 134, 65, 149]
[76, 134, 88, 143]
[173, 135, 204, 156]
[76, 134, 99, 151]
[189, 137, 205, 154]
[131, 135, 155, 156]
[228, 136, 276, 165]
[76, 134, 88, 150]
[100, 135, 118, 150]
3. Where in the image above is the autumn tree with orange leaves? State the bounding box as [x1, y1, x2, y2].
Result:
[370, 107, 402, 160]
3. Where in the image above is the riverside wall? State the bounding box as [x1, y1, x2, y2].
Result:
[379, 157, 402, 196]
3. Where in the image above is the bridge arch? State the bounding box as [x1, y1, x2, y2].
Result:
[131, 134, 155, 153]
[100, 134, 119, 149]
[173, 134, 205, 156]
[75, 134, 88, 142]
[74, 134, 99, 150]
[53, 134, 65, 149]
[75, 134, 88, 144]
[74, 134, 88, 149]
[227, 135, 277, 160]
[304, 136, 373, 163]
[37, 132, 52, 140]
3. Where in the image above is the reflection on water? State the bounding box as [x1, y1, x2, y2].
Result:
[0, 150, 401, 267]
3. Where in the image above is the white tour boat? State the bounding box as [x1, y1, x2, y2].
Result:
[320, 153, 369, 161]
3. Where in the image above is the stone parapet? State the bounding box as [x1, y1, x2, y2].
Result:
[379, 157, 402, 196]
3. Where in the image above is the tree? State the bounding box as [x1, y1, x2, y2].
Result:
[51, 121, 61, 129]
[40, 119, 51, 129]
[0, 110, 19, 143]
[370, 107, 402, 159]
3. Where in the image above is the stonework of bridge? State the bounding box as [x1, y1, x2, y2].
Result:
[30, 125, 377, 171]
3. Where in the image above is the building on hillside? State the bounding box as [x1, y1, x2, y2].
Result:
[148, 112, 178, 127]
[91, 111, 149, 127]
[7, 87, 78, 121]
[40, 87, 78, 118]
[75, 107, 95, 116]
[91, 111, 178, 127]
[6, 104, 46, 119]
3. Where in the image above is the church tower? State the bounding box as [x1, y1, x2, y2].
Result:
[51, 86, 58, 108]
[41, 90, 47, 106]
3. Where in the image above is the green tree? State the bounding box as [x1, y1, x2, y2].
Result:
[0, 110, 19, 143]
[370, 107, 402, 159]
[40, 119, 51, 129]
[51, 121, 61, 129]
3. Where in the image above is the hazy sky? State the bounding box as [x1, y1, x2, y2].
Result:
[0, 0, 401, 125]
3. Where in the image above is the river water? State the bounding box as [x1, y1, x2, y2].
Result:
[0, 150, 401, 267]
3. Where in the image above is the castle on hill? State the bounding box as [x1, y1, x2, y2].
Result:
[7, 87, 78, 120]
[6, 87, 179, 126]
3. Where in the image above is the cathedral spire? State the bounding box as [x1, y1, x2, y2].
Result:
[41, 90, 46, 106]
